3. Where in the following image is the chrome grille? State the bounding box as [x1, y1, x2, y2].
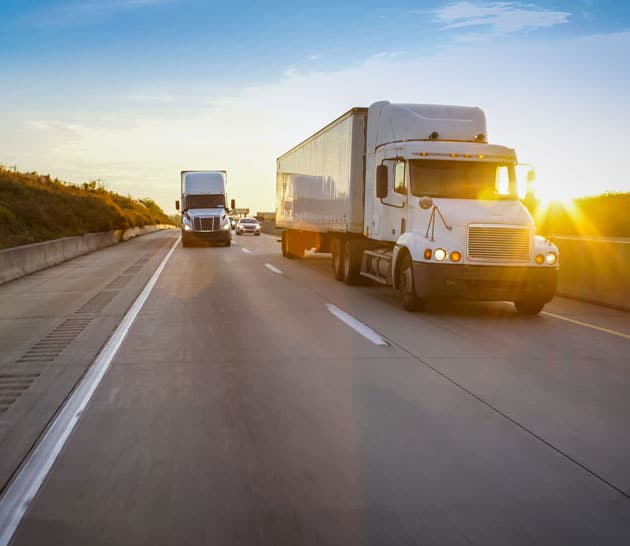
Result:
[193, 216, 220, 231]
[467, 226, 530, 262]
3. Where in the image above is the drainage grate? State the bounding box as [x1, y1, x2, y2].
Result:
[0, 372, 41, 413]
[16, 317, 93, 364]
[105, 275, 132, 290]
[75, 291, 116, 315]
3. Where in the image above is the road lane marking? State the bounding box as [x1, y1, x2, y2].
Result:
[265, 263, 283, 274]
[541, 311, 630, 339]
[0, 236, 181, 546]
[325, 304, 389, 346]
[242, 248, 253, 255]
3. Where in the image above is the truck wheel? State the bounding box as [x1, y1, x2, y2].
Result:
[342, 240, 362, 285]
[181, 232, 189, 247]
[224, 240, 231, 247]
[513, 300, 545, 315]
[399, 253, 424, 311]
[331, 238, 345, 281]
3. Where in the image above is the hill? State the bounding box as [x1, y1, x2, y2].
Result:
[0, 166, 174, 250]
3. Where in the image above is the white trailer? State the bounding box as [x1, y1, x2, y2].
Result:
[276, 101, 558, 314]
[175, 170, 233, 247]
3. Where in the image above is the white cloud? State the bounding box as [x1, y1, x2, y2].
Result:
[434, 1, 570, 35]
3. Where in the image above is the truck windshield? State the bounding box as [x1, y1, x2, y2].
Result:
[409, 160, 517, 200]
[184, 194, 225, 209]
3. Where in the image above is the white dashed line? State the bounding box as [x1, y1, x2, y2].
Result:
[325, 304, 389, 346]
[242, 248, 253, 255]
[265, 263, 283, 274]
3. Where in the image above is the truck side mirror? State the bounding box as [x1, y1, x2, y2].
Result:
[231, 199, 236, 210]
[175, 200, 180, 211]
[376, 164, 388, 199]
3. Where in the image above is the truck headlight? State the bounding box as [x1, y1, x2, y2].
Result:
[434, 248, 448, 261]
[222, 221, 231, 230]
[545, 252, 557, 265]
[183, 223, 192, 231]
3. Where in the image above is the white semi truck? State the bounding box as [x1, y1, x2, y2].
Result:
[175, 170, 233, 247]
[276, 101, 558, 314]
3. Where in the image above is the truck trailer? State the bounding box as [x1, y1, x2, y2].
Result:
[276, 101, 558, 314]
[176, 170, 233, 247]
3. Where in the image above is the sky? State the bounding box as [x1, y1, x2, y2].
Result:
[1, 0, 629, 213]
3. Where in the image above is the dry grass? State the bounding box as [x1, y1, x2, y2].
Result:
[0, 166, 174, 250]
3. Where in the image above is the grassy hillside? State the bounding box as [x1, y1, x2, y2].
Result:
[0, 167, 174, 250]
[532, 192, 629, 238]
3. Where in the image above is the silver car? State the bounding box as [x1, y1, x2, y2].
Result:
[235, 217, 261, 235]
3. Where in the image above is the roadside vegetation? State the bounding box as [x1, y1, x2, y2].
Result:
[0, 166, 174, 250]
[529, 192, 630, 238]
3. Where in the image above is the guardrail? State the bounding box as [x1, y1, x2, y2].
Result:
[0, 225, 176, 286]
[549, 236, 629, 311]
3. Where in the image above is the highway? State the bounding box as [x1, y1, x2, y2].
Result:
[1, 230, 630, 545]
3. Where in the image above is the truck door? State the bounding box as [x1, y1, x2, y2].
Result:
[379, 159, 408, 241]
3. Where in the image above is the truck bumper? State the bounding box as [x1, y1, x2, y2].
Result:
[412, 262, 558, 303]
[182, 229, 231, 245]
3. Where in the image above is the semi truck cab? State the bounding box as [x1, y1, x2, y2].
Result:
[363, 102, 558, 313]
[176, 170, 232, 247]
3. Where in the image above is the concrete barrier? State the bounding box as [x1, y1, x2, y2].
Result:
[549, 236, 630, 311]
[0, 225, 175, 286]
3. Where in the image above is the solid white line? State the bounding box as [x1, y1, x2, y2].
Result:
[325, 304, 389, 346]
[264, 263, 283, 274]
[242, 248, 253, 255]
[0, 236, 181, 546]
[541, 311, 630, 339]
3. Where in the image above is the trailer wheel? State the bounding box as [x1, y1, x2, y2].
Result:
[331, 238, 345, 281]
[399, 253, 424, 311]
[342, 239, 362, 285]
[513, 300, 545, 315]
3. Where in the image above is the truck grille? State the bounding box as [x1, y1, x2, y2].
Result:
[193, 216, 220, 231]
[467, 226, 530, 262]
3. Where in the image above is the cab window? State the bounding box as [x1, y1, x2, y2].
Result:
[394, 160, 407, 194]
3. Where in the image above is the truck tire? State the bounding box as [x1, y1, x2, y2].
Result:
[342, 239, 362, 285]
[181, 232, 190, 247]
[331, 238, 345, 281]
[224, 240, 231, 247]
[399, 253, 424, 311]
[513, 300, 545, 315]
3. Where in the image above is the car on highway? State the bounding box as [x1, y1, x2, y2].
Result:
[235, 217, 261, 235]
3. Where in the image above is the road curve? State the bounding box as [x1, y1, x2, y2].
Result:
[5, 232, 630, 545]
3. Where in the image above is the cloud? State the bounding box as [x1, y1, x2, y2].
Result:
[22, 0, 167, 28]
[434, 1, 570, 36]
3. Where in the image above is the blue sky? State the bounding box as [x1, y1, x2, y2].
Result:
[1, 1, 629, 212]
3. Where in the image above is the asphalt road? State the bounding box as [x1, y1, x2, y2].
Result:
[5, 232, 630, 545]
